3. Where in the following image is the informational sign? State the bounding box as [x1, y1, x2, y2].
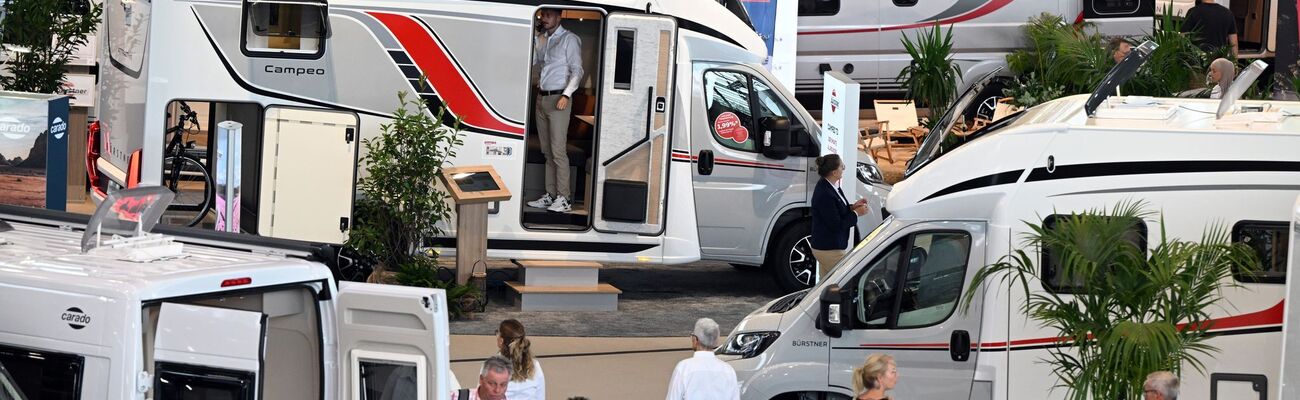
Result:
[214, 121, 242, 233]
[713, 111, 749, 143]
[741, 0, 798, 91]
[0, 92, 68, 211]
[60, 74, 97, 108]
[820, 71, 859, 204]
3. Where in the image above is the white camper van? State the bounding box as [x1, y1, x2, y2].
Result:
[721, 49, 1300, 399]
[1159, 0, 1284, 59]
[0, 188, 453, 399]
[91, 0, 889, 292]
[1280, 196, 1300, 399]
[794, 0, 1154, 97]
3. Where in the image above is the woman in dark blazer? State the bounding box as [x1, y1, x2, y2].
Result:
[811, 154, 867, 281]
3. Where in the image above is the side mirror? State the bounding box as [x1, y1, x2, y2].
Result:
[817, 284, 846, 338]
[760, 117, 791, 160]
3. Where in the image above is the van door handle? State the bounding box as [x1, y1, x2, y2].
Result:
[698, 150, 714, 175]
[950, 330, 971, 362]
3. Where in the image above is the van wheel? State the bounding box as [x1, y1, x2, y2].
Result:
[768, 221, 816, 293]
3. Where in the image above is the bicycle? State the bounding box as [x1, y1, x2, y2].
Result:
[161, 101, 214, 227]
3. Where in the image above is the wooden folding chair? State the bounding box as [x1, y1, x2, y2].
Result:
[859, 125, 899, 163]
[873, 99, 929, 149]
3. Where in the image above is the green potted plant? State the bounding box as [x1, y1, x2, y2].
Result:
[896, 23, 961, 125]
[0, 0, 101, 92]
[961, 201, 1258, 400]
[347, 91, 478, 317]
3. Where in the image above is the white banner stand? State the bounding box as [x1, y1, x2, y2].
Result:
[214, 121, 242, 233]
[816, 71, 860, 282]
[770, 0, 798, 92]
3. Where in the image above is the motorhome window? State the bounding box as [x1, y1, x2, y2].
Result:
[358, 360, 419, 399]
[753, 79, 792, 121]
[704, 70, 758, 152]
[895, 232, 971, 328]
[613, 29, 636, 90]
[854, 242, 903, 328]
[1040, 215, 1148, 293]
[1092, 0, 1141, 14]
[154, 362, 256, 399]
[1232, 221, 1288, 284]
[797, 0, 839, 16]
[0, 344, 84, 399]
[244, 0, 326, 56]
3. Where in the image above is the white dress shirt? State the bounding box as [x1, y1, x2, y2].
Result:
[665, 351, 741, 400]
[505, 360, 546, 400]
[533, 24, 584, 97]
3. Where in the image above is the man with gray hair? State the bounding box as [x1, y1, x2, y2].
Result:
[665, 318, 740, 400]
[451, 355, 512, 400]
[1143, 371, 1179, 400]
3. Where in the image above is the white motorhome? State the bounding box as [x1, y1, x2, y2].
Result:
[91, 0, 889, 292]
[0, 188, 454, 399]
[1280, 196, 1300, 399]
[793, 0, 1154, 99]
[1159, 0, 1284, 59]
[721, 50, 1300, 399]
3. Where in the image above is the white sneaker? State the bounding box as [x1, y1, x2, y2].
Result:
[547, 196, 572, 213]
[527, 193, 553, 209]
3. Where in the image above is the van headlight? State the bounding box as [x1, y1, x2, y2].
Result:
[857, 162, 883, 185]
[716, 331, 780, 359]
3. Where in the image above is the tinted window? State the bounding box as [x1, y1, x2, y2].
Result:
[1233, 221, 1289, 284]
[0, 344, 83, 400]
[798, 0, 839, 16]
[704, 70, 757, 152]
[893, 0, 919, 6]
[154, 362, 255, 400]
[852, 231, 972, 328]
[244, 1, 326, 56]
[613, 30, 635, 90]
[1093, 0, 1141, 14]
[1040, 215, 1148, 293]
[359, 360, 419, 400]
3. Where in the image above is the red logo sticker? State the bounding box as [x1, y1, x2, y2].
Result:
[714, 112, 749, 144]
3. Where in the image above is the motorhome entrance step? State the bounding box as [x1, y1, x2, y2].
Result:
[505, 282, 621, 311]
[513, 260, 602, 287]
[522, 206, 589, 226]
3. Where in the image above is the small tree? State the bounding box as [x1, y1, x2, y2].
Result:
[897, 23, 961, 124]
[348, 91, 463, 271]
[962, 201, 1258, 400]
[0, 0, 101, 93]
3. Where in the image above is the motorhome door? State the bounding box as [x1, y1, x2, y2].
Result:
[1279, 196, 1300, 398]
[152, 303, 266, 399]
[827, 221, 987, 398]
[590, 13, 676, 235]
[337, 282, 451, 399]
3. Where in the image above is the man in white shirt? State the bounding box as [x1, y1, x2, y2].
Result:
[450, 355, 512, 400]
[666, 318, 741, 400]
[526, 8, 584, 214]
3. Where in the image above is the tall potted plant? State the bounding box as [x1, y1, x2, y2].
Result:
[897, 23, 961, 124]
[962, 201, 1258, 400]
[0, 0, 101, 92]
[347, 91, 476, 316]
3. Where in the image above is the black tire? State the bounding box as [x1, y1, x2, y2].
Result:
[730, 263, 764, 272]
[161, 155, 213, 227]
[767, 221, 816, 293]
[963, 79, 1009, 124]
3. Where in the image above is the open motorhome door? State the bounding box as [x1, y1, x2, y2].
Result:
[336, 282, 451, 400]
[1279, 196, 1300, 398]
[591, 13, 677, 235]
[153, 303, 266, 399]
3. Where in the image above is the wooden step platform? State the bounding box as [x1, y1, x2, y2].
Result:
[508, 260, 620, 311]
[505, 282, 621, 311]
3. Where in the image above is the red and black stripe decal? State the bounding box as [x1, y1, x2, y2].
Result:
[671, 149, 802, 172]
[833, 301, 1285, 352]
[800, 0, 1013, 36]
[369, 11, 526, 139]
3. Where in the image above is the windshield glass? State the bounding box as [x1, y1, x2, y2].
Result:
[0, 362, 25, 400]
[904, 69, 1000, 177]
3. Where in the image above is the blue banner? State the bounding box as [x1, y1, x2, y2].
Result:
[741, 0, 779, 67]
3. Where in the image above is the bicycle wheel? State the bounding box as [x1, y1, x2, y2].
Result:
[161, 155, 213, 227]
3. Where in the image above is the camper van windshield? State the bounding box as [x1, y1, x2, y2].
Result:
[904, 69, 1002, 177]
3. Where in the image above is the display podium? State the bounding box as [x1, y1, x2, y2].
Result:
[438, 166, 511, 284]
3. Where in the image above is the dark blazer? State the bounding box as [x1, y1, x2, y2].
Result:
[811, 178, 857, 250]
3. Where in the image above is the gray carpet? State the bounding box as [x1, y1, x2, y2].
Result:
[449, 261, 787, 337]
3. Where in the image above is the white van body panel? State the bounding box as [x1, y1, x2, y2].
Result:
[728, 94, 1300, 399]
